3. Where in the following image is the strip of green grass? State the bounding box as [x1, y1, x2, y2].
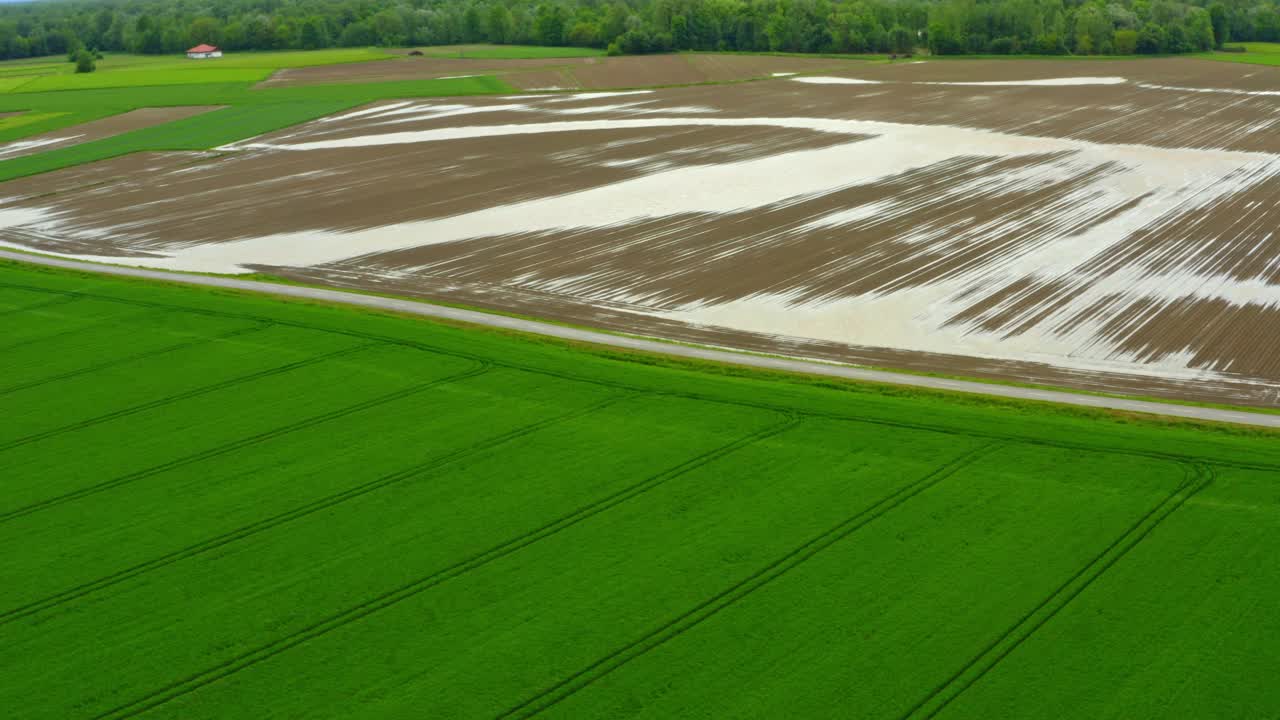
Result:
[1197, 41, 1280, 66]
[1, 259, 1279, 719]
[0, 75, 511, 181]
[413, 43, 606, 59]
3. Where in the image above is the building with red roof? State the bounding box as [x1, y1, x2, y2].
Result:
[186, 44, 223, 59]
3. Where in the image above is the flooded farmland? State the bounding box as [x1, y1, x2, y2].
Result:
[2, 57, 1278, 406]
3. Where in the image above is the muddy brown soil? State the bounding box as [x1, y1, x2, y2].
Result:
[0, 107, 223, 160]
[3, 57, 1279, 406]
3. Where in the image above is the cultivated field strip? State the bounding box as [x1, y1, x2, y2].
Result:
[498, 441, 1003, 719]
[536, 445, 1191, 719]
[931, 467, 1280, 719]
[69, 413, 794, 720]
[5, 262, 1280, 719]
[899, 463, 1216, 719]
[0, 338, 371, 449]
[0, 345, 480, 524]
[0, 386, 635, 626]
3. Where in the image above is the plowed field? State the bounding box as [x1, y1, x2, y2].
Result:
[2, 57, 1279, 405]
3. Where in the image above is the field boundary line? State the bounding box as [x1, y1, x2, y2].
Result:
[0, 322, 270, 396]
[898, 462, 1215, 720]
[2, 273, 1278, 473]
[0, 304, 170, 353]
[0, 342, 372, 452]
[0, 391, 638, 626]
[90, 413, 799, 720]
[497, 441, 1000, 720]
[0, 293, 79, 316]
[0, 278, 491, 365]
[0, 360, 490, 525]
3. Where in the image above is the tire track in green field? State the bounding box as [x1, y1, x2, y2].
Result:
[0, 343, 374, 453]
[0, 280, 490, 366]
[2, 280, 1276, 474]
[498, 441, 1001, 720]
[897, 462, 1216, 720]
[0, 322, 271, 396]
[1, 391, 637, 627]
[89, 413, 800, 720]
[0, 293, 79, 317]
[0, 360, 491, 525]
[0, 305, 170, 353]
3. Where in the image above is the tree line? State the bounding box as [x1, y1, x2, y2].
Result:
[0, 0, 1274, 61]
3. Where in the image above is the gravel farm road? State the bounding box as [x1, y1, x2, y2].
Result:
[6, 249, 1279, 430]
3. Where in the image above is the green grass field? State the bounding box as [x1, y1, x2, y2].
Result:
[0, 75, 510, 182]
[2, 259, 1279, 719]
[1200, 41, 1280, 66]
[413, 43, 606, 58]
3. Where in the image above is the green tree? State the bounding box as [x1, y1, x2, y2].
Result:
[1208, 3, 1229, 48]
[889, 24, 914, 53]
[74, 47, 95, 73]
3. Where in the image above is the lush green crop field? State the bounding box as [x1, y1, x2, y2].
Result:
[2, 259, 1279, 719]
[1198, 42, 1280, 66]
[0, 73, 510, 182]
[415, 43, 606, 58]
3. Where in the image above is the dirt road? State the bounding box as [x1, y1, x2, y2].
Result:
[5, 249, 1277, 429]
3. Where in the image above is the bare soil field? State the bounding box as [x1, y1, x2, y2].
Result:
[2, 57, 1278, 406]
[0, 107, 221, 160]
[259, 53, 860, 90]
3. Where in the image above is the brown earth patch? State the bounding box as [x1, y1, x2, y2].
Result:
[3, 57, 1279, 407]
[0, 106, 224, 160]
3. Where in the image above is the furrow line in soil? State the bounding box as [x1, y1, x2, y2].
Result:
[0, 361, 492, 526]
[899, 462, 1216, 720]
[0, 343, 376, 452]
[498, 441, 1001, 720]
[0, 323, 272, 396]
[1, 390, 637, 627]
[91, 413, 801, 720]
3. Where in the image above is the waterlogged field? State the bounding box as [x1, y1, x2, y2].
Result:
[2, 260, 1280, 719]
[2, 56, 1278, 406]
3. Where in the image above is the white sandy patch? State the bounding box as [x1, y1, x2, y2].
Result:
[771, 72, 796, 77]
[436, 75, 478, 79]
[791, 77, 883, 85]
[1136, 82, 1280, 97]
[0, 135, 82, 159]
[918, 77, 1126, 86]
[9, 109, 1280, 383]
[546, 91, 655, 102]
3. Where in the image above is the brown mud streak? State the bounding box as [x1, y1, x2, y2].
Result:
[0, 107, 223, 159]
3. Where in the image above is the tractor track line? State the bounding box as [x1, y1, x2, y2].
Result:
[0, 342, 373, 452]
[0, 304, 168, 353]
[899, 463, 1216, 720]
[0, 361, 491, 525]
[91, 414, 800, 720]
[499, 441, 1000, 719]
[1, 391, 637, 627]
[0, 322, 271, 396]
[0, 292, 79, 316]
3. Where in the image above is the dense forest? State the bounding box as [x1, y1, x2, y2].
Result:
[0, 0, 1275, 60]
